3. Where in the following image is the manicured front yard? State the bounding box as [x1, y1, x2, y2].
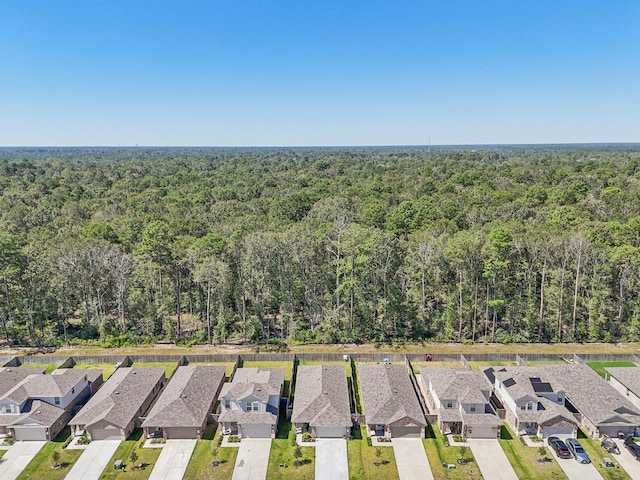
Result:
[98, 429, 162, 480]
[266, 438, 314, 480]
[183, 427, 236, 480]
[347, 425, 399, 480]
[17, 427, 83, 480]
[585, 361, 636, 378]
[576, 429, 631, 480]
[423, 425, 483, 480]
[498, 424, 566, 480]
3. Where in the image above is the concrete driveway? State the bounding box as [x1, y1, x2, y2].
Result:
[546, 443, 603, 480]
[613, 445, 640, 478]
[467, 439, 518, 480]
[391, 438, 433, 480]
[0, 441, 46, 480]
[316, 439, 348, 480]
[148, 439, 196, 480]
[232, 439, 272, 480]
[64, 440, 121, 480]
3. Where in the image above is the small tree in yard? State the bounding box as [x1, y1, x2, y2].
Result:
[459, 445, 468, 460]
[374, 447, 382, 465]
[538, 446, 547, 458]
[130, 449, 138, 465]
[294, 446, 303, 466]
[52, 450, 61, 468]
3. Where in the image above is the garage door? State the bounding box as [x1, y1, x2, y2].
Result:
[542, 426, 574, 438]
[467, 425, 497, 439]
[91, 427, 125, 440]
[315, 426, 346, 438]
[13, 426, 47, 441]
[241, 423, 272, 438]
[165, 427, 198, 439]
[390, 426, 422, 438]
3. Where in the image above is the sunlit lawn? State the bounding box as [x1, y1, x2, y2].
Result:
[188, 361, 237, 377]
[347, 424, 399, 480]
[576, 429, 631, 480]
[73, 363, 117, 381]
[131, 362, 179, 379]
[498, 423, 567, 480]
[266, 422, 314, 480]
[412, 361, 464, 373]
[586, 361, 636, 378]
[468, 361, 517, 371]
[423, 425, 483, 480]
[297, 359, 352, 376]
[17, 427, 83, 480]
[98, 429, 162, 480]
[20, 363, 60, 373]
[183, 426, 237, 480]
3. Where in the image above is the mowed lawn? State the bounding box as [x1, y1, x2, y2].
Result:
[347, 425, 399, 480]
[73, 363, 118, 381]
[576, 429, 631, 480]
[130, 362, 179, 379]
[586, 360, 636, 378]
[188, 361, 237, 377]
[423, 425, 483, 480]
[184, 426, 237, 480]
[19, 363, 61, 373]
[17, 427, 83, 480]
[98, 429, 162, 480]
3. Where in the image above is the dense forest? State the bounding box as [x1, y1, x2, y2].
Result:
[1, 145, 640, 347]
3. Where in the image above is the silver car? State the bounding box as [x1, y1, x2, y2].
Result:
[566, 438, 591, 464]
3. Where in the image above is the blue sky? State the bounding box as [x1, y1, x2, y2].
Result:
[1, 0, 638, 146]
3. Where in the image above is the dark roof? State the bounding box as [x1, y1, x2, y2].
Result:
[291, 365, 351, 427]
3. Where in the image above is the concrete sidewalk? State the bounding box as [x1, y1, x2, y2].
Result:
[467, 439, 518, 480]
[392, 438, 434, 480]
[316, 439, 348, 480]
[0, 441, 46, 480]
[64, 440, 121, 480]
[232, 439, 272, 480]
[148, 439, 196, 480]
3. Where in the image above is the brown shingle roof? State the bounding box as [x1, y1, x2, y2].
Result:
[0, 368, 44, 397]
[219, 368, 284, 402]
[422, 368, 490, 405]
[605, 366, 640, 396]
[142, 366, 226, 429]
[357, 364, 425, 427]
[291, 365, 351, 427]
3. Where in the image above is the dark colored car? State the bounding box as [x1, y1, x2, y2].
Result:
[566, 438, 591, 464]
[547, 436, 572, 459]
[624, 436, 640, 460]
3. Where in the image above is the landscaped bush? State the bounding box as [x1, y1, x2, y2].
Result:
[77, 434, 90, 445]
[301, 432, 313, 442]
[228, 435, 241, 443]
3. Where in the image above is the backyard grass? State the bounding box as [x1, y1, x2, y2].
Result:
[73, 363, 118, 380]
[498, 424, 567, 480]
[184, 426, 237, 480]
[347, 424, 399, 480]
[20, 363, 60, 373]
[297, 359, 352, 376]
[17, 427, 83, 480]
[423, 425, 483, 480]
[576, 429, 632, 480]
[412, 361, 464, 373]
[130, 362, 179, 379]
[242, 361, 294, 396]
[188, 361, 237, 377]
[98, 429, 162, 480]
[586, 361, 636, 378]
[468, 361, 517, 371]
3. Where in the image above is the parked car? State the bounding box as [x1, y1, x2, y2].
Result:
[547, 436, 572, 459]
[566, 438, 591, 464]
[624, 436, 640, 460]
[601, 436, 620, 454]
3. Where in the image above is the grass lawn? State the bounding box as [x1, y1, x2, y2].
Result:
[0, 449, 5, 458]
[17, 427, 83, 480]
[188, 361, 237, 377]
[73, 363, 118, 381]
[576, 429, 631, 480]
[98, 429, 162, 480]
[297, 359, 352, 376]
[526, 360, 568, 366]
[586, 361, 636, 378]
[20, 363, 61, 373]
[412, 361, 464, 373]
[498, 424, 567, 480]
[242, 361, 294, 396]
[423, 425, 483, 480]
[266, 438, 314, 480]
[347, 424, 399, 480]
[131, 362, 179, 378]
[468, 361, 516, 371]
[183, 426, 237, 480]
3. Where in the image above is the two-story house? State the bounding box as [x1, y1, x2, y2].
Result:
[0, 368, 103, 441]
[420, 368, 501, 439]
[217, 367, 284, 438]
[487, 366, 577, 438]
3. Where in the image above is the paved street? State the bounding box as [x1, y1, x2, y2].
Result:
[391, 438, 434, 480]
[316, 439, 348, 480]
[148, 439, 196, 480]
[0, 441, 46, 480]
[64, 440, 121, 480]
[231, 439, 272, 480]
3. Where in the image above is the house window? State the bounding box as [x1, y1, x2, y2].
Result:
[54, 397, 60, 405]
[246, 401, 260, 412]
[470, 405, 476, 412]
[445, 401, 453, 408]
[4, 405, 11, 413]
[224, 399, 231, 409]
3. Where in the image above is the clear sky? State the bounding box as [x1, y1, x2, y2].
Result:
[1, 0, 639, 146]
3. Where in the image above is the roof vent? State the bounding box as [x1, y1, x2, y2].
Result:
[37, 410, 41, 414]
[182, 394, 187, 398]
[324, 391, 328, 394]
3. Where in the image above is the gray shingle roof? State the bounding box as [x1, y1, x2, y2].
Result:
[0, 368, 45, 397]
[357, 364, 425, 427]
[142, 365, 226, 429]
[218, 410, 277, 425]
[291, 365, 351, 427]
[421, 368, 490, 405]
[605, 366, 640, 396]
[219, 368, 284, 402]
[70, 367, 165, 429]
[10, 399, 64, 428]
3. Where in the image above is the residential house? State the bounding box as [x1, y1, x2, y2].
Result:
[488, 366, 577, 439]
[70, 367, 166, 441]
[292, 365, 352, 438]
[357, 363, 426, 438]
[218, 367, 284, 438]
[142, 365, 226, 439]
[606, 366, 640, 411]
[0, 368, 103, 441]
[545, 363, 640, 438]
[420, 368, 501, 439]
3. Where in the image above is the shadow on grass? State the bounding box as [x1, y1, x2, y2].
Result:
[127, 428, 143, 441]
[351, 424, 363, 440]
[425, 424, 437, 439]
[501, 425, 513, 440]
[202, 424, 216, 440]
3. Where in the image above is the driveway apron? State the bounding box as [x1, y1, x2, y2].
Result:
[64, 440, 121, 480]
[391, 438, 434, 480]
[231, 438, 272, 480]
[315, 439, 348, 480]
[0, 441, 46, 480]
[547, 445, 603, 480]
[148, 439, 196, 480]
[467, 439, 518, 480]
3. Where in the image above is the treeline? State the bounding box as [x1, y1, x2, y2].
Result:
[1, 146, 640, 346]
